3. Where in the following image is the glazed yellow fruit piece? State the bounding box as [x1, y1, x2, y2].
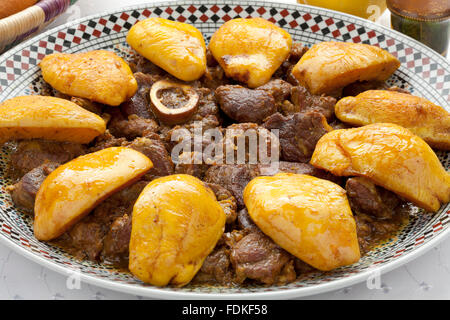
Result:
[243, 173, 360, 271]
[34, 147, 153, 241]
[0, 95, 106, 144]
[335, 90, 450, 150]
[209, 18, 292, 88]
[310, 123, 450, 212]
[127, 18, 206, 81]
[40, 50, 138, 106]
[129, 174, 226, 287]
[292, 42, 400, 95]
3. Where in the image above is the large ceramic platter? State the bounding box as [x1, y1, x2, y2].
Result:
[0, 1, 449, 299]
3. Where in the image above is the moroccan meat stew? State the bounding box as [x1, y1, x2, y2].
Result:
[1, 17, 449, 287]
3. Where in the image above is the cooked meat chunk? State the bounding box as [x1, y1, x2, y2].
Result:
[88, 130, 127, 153]
[346, 177, 408, 254]
[70, 97, 103, 114]
[204, 164, 259, 208]
[288, 42, 309, 63]
[354, 211, 408, 255]
[215, 85, 276, 123]
[342, 80, 388, 97]
[206, 48, 218, 67]
[7, 161, 59, 212]
[175, 152, 210, 179]
[201, 65, 230, 90]
[289, 85, 337, 120]
[294, 258, 315, 274]
[164, 112, 222, 157]
[126, 137, 174, 179]
[206, 183, 237, 224]
[196, 246, 234, 284]
[237, 208, 260, 233]
[263, 111, 331, 163]
[121, 72, 160, 119]
[108, 110, 159, 140]
[66, 220, 104, 261]
[346, 177, 401, 220]
[257, 79, 292, 104]
[230, 232, 296, 284]
[272, 43, 309, 86]
[222, 122, 279, 165]
[102, 214, 132, 263]
[193, 88, 221, 120]
[132, 55, 166, 77]
[10, 140, 85, 179]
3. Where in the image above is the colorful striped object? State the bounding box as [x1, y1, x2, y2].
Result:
[0, 0, 77, 53]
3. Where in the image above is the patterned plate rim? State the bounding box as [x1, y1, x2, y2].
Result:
[0, 0, 449, 299]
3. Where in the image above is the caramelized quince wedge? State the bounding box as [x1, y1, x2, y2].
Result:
[335, 90, 450, 150]
[209, 18, 292, 88]
[243, 173, 360, 271]
[129, 174, 226, 287]
[292, 42, 400, 95]
[40, 50, 138, 106]
[34, 147, 153, 241]
[127, 18, 206, 81]
[310, 123, 450, 212]
[0, 95, 106, 144]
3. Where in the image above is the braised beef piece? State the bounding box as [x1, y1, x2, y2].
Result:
[175, 152, 210, 179]
[263, 111, 330, 163]
[126, 137, 174, 179]
[121, 72, 160, 119]
[102, 214, 132, 263]
[7, 161, 60, 212]
[294, 258, 315, 274]
[288, 85, 337, 120]
[108, 109, 159, 140]
[346, 177, 401, 220]
[70, 97, 103, 115]
[194, 88, 221, 120]
[196, 246, 234, 284]
[230, 231, 296, 284]
[223, 123, 279, 161]
[204, 164, 260, 208]
[163, 114, 221, 155]
[236, 208, 259, 233]
[10, 140, 85, 179]
[257, 79, 292, 105]
[342, 80, 388, 97]
[132, 55, 166, 76]
[88, 130, 127, 153]
[206, 48, 218, 67]
[215, 85, 276, 123]
[346, 177, 407, 254]
[273, 42, 309, 85]
[58, 181, 148, 263]
[66, 220, 105, 262]
[288, 42, 309, 63]
[193, 230, 246, 285]
[206, 183, 237, 224]
[202, 64, 230, 90]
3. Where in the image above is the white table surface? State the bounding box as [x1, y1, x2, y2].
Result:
[1, 0, 449, 300]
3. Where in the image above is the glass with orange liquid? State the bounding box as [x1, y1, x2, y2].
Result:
[297, 0, 387, 21]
